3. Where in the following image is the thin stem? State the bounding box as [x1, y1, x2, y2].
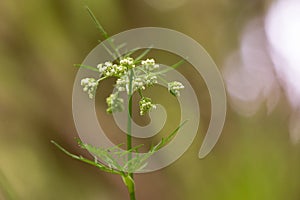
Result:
[127, 69, 136, 200]
[85, 6, 121, 59]
[127, 70, 133, 156]
[157, 74, 169, 84]
[154, 59, 186, 75]
[138, 89, 144, 98]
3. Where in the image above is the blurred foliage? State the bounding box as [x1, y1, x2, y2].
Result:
[0, 0, 300, 200]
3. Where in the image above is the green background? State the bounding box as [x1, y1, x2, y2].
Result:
[0, 0, 299, 199]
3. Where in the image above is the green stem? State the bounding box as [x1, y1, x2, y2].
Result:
[127, 70, 136, 200]
[127, 70, 133, 158]
[130, 190, 136, 200]
[121, 174, 135, 200]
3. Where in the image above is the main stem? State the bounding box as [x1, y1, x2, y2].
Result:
[126, 70, 136, 200]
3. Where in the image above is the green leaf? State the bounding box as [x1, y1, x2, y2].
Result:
[152, 120, 188, 151]
[152, 58, 186, 93]
[85, 6, 108, 39]
[85, 6, 120, 58]
[115, 43, 127, 52]
[74, 64, 99, 72]
[51, 140, 122, 175]
[53, 119, 186, 175]
[134, 47, 153, 63]
[155, 58, 186, 75]
[98, 41, 117, 60]
[79, 142, 123, 171]
[123, 47, 140, 58]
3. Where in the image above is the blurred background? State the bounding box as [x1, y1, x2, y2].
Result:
[1, 0, 300, 199]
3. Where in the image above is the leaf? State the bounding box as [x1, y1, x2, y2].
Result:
[121, 119, 187, 173]
[51, 140, 122, 175]
[152, 120, 188, 151]
[79, 142, 123, 171]
[155, 58, 187, 75]
[56, 119, 187, 174]
[123, 47, 140, 58]
[85, 6, 120, 58]
[74, 64, 99, 72]
[98, 41, 117, 60]
[115, 43, 127, 52]
[134, 47, 153, 64]
[85, 6, 109, 39]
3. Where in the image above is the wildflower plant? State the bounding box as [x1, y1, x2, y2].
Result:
[52, 6, 186, 200]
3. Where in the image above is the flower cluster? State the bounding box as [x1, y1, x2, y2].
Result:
[97, 57, 136, 78]
[81, 78, 98, 99]
[97, 61, 127, 77]
[106, 93, 124, 113]
[80, 56, 184, 115]
[133, 73, 158, 90]
[143, 73, 157, 86]
[115, 75, 129, 92]
[139, 97, 156, 115]
[120, 57, 134, 67]
[141, 59, 159, 71]
[168, 81, 185, 97]
[115, 73, 158, 93]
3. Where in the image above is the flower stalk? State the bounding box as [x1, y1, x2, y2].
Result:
[52, 6, 186, 200]
[126, 69, 136, 200]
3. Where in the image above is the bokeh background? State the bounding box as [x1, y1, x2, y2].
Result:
[1, 0, 300, 199]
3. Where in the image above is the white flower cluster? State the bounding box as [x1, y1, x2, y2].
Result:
[115, 73, 158, 94]
[132, 74, 158, 91]
[80, 56, 184, 115]
[139, 97, 156, 115]
[132, 77, 145, 91]
[114, 58, 158, 94]
[81, 78, 98, 99]
[97, 61, 128, 77]
[106, 93, 124, 113]
[168, 81, 184, 97]
[120, 57, 134, 67]
[141, 59, 159, 71]
[115, 75, 129, 92]
[144, 73, 158, 86]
